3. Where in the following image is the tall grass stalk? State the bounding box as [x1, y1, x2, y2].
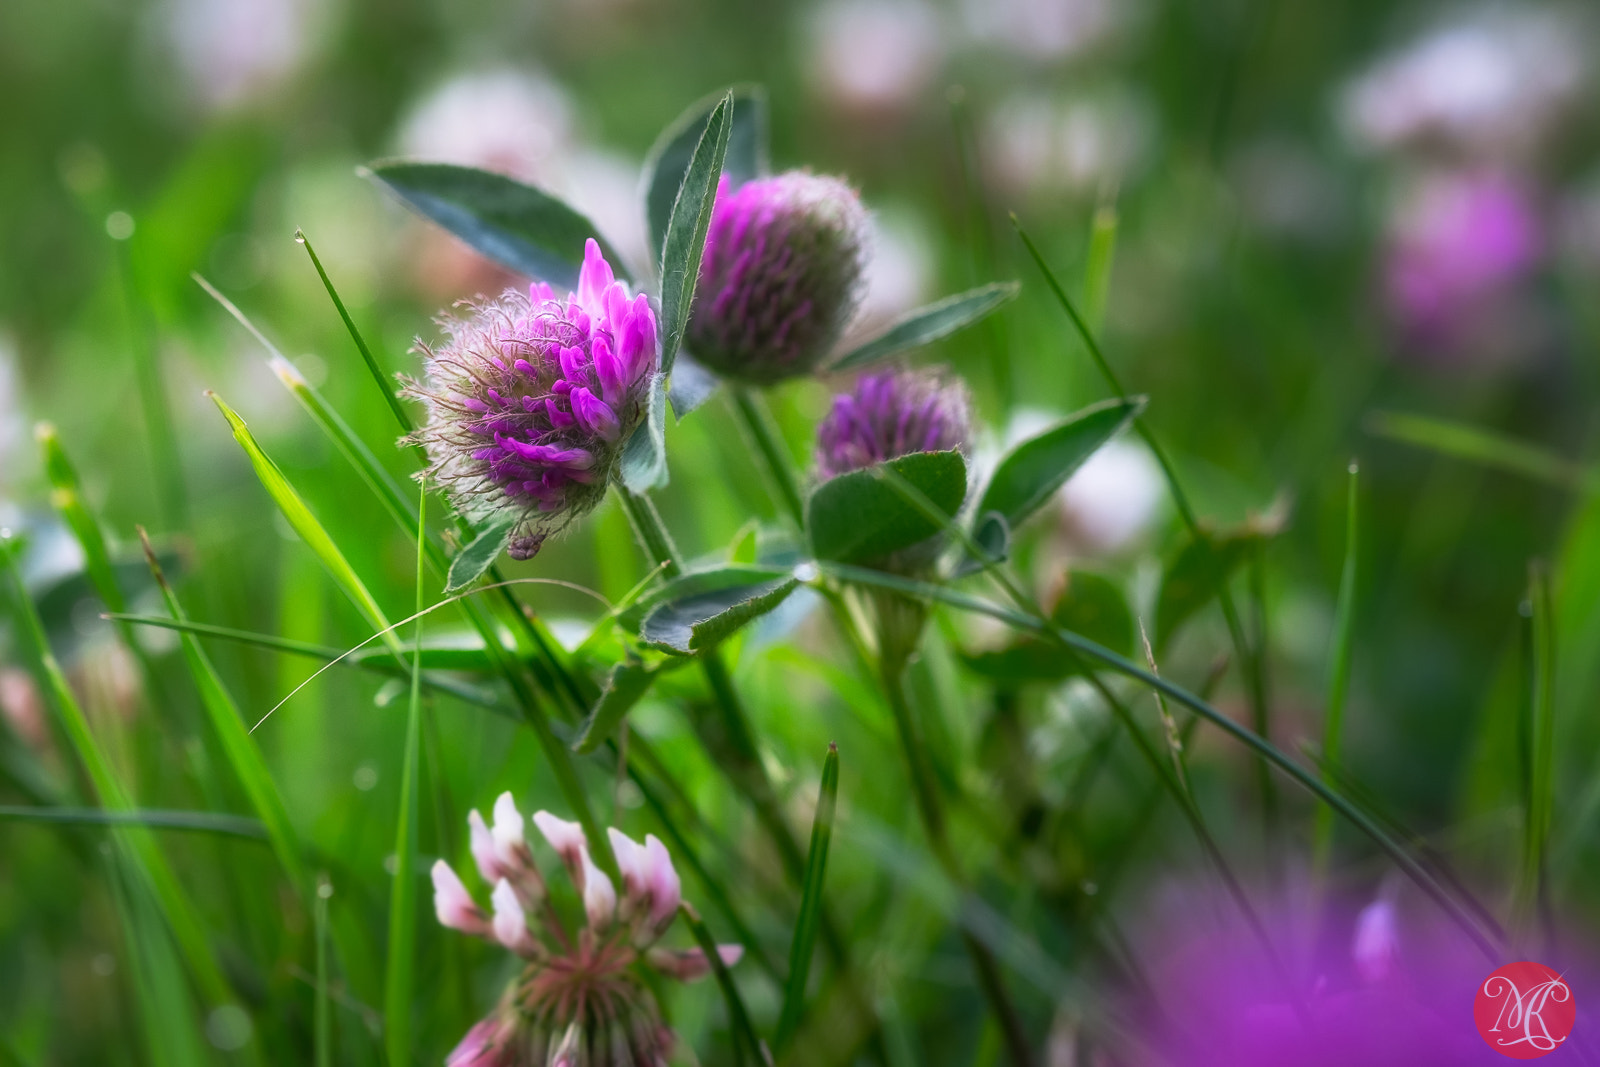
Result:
[1313, 462, 1360, 885]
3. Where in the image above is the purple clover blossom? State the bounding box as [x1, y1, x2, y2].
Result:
[688, 171, 869, 384]
[815, 368, 972, 479]
[434, 793, 742, 1067]
[406, 239, 657, 559]
[1384, 170, 1542, 355]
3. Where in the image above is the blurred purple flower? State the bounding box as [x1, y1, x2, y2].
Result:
[1134, 884, 1569, 1067]
[433, 793, 740, 1067]
[1384, 170, 1541, 350]
[405, 239, 656, 559]
[688, 172, 869, 384]
[815, 368, 972, 479]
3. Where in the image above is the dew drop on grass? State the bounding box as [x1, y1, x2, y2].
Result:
[206, 1005, 253, 1051]
[105, 211, 135, 241]
[352, 763, 378, 791]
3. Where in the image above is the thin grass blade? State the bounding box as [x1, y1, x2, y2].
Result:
[657, 92, 732, 375]
[681, 903, 761, 1067]
[207, 390, 403, 658]
[0, 805, 267, 840]
[777, 742, 840, 1049]
[1312, 463, 1359, 883]
[385, 486, 428, 1066]
[137, 528, 309, 888]
[1366, 410, 1589, 490]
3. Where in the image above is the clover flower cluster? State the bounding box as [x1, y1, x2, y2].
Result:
[814, 368, 972, 479]
[405, 240, 657, 559]
[432, 793, 742, 1067]
[688, 171, 869, 384]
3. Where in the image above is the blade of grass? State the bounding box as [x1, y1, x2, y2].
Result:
[1013, 215, 1277, 844]
[107, 848, 209, 1067]
[1516, 561, 1556, 942]
[315, 875, 334, 1067]
[136, 527, 309, 889]
[207, 389, 404, 659]
[296, 230, 415, 437]
[813, 560, 1503, 960]
[385, 486, 428, 1067]
[36, 423, 128, 618]
[681, 903, 762, 1067]
[1366, 410, 1591, 491]
[1312, 462, 1360, 885]
[0, 805, 267, 839]
[777, 742, 840, 1050]
[107, 612, 503, 711]
[1082, 203, 1118, 336]
[0, 530, 243, 1017]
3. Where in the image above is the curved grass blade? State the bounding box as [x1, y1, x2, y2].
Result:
[829, 281, 1020, 371]
[1516, 561, 1556, 935]
[108, 851, 209, 1067]
[681, 903, 762, 1067]
[364, 162, 629, 288]
[777, 742, 839, 1050]
[0, 533, 241, 1012]
[1082, 203, 1118, 335]
[1366, 410, 1591, 491]
[36, 423, 127, 616]
[385, 487, 428, 1067]
[0, 805, 268, 840]
[207, 390, 404, 659]
[657, 92, 732, 376]
[296, 229, 414, 435]
[644, 85, 767, 262]
[814, 559, 1504, 960]
[1312, 463, 1359, 882]
[137, 528, 309, 888]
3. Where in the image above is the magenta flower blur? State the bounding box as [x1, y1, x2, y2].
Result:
[1385, 170, 1541, 353]
[406, 240, 657, 559]
[433, 793, 742, 1067]
[687, 171, 869, 384]
[815, 368, 972, 479]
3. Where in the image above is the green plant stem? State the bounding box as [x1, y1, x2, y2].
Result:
[731, 387, 806, 527]
[115, 239, 187, 530]
[1517, 561, 1556, 943]
[617, 489, 809, 874]
[1013, 219, 1277, 839]
[314, 877, 333, 1067]
[682, 903, 761, 1067]
[1312, 463, 1359, 884]
[876, 630, 1034, 1067]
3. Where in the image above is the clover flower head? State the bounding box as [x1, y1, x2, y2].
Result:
[815, 367, 972, 479]
[688, 171, 869, 384]
[433, 795, 740, 1067]
[405, 239, 657, 559]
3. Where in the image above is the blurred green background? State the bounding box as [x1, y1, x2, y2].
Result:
[3, 0, 1600, 1062]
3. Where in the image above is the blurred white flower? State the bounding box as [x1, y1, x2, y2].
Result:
[838, 209, 934, 348]
[1057, 438, 1164, 554]
[0, 335, 23, 490]
[396, 70, 649, 277]
[161, 0, 328, 112]
[1338, 5, 1590, 162]
[806, 0, 946, 115]
[958, 0, 1127, 62]
[983, 91, 1154, 198]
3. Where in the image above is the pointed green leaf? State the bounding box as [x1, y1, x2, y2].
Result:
[208, 391, 403, 658]
[445, 516, 517, 593]
[618, 564, 793, 630]
[641, 576, 800, 654]
[829, 282, 1020, 370]
[667, 351, 721, 419]
[644, 86, 768, 261]
[657, 93, 732, 375]
[572, 661, 660, 753]
[807, 451, 968, 565]
[364, 162, 628, 288]
[978, 396, 1145, 529]
[951, 510, 1010, 578]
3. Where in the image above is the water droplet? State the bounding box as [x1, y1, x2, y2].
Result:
[105, 211, 135, 241]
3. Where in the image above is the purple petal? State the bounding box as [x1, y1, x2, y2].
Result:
[569, 386, 620, 440]
[576, 238, 614, 314]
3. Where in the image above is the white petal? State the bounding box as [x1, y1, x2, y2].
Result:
[643, 834, 682, 931]
[431, 860, 482, 932]
[467, 809, 500, 883]
[533, 811, 587, 866]
[580, 847, 617, 929]
[490, 878, 528, 949]
[491, 791, 525, 858]
[607, 827, 648, 900]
